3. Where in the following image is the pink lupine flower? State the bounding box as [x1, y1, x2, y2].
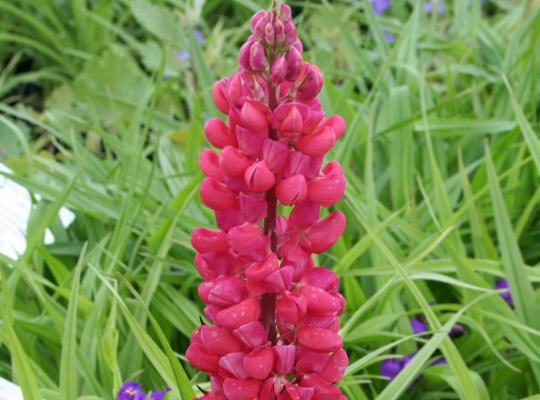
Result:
[186, 2, 348, 398]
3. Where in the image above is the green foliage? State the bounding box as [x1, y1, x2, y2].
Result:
[1, 0, 540, 399]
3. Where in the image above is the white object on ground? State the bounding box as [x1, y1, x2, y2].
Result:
[0, 377, 23, 400]
[0, 162, 75, 259]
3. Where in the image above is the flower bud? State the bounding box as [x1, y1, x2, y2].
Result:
[240, 100, 270, 132]
[200, 326, 244, 355]
[295, 126, 336, 157]
[245, 160, 275, 192]
[220, 145, 251, 177]
[212, 80, 229, 114]
[302, 211, 346, 254]
[191, 227, 229, 253]
[199, 149, 224, 181]
[239, 193, 267, 223]
[223, 379, 260, 400]
[236, 126, 265, 158]
[297, 327, 342, 353]
[245, 253, 279, 281]
[250, 10, 267, 33]
[307, 161, 345, 206]
[186, 343, 220, 374]
[216, 298, 261, 330]
[270, 55, 287, 84]
[233, 321, 268, 348]
[273, 103, 304, 138]
[200, 177, 237, 211]
[276, 174, 307, 205]
[286, 47, 303, 81]
[219, 352, 249, 380]
[327, 115, 346, 139]
[204, 118, 237, 149]
[244, 347, 274, 380]
[296, 64, 323, 100]
[208, 276, 246, 306]
[274, 344, 296, 375]
[262, 139, 288, 173]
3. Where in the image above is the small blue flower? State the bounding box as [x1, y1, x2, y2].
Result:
[383, 31, 396, 43]
[423, 1, 446, 14]
[176, 50, 190, 61]
[194, 29, 205, 44]
[495, 279, 513, 307]
[117, 382, 145, 400]
[410, 318, 427, 335]
[370, 0, 391, 15]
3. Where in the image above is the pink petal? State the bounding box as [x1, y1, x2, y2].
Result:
[245, 160, 276, 192]
[319, 349, 348, 383]
[295, 346, 331, 374]
[239, 193, 268, 223]
[199, 149, 224, 181]
[223, 378, 261, 400]
[289, 201, 320, 230]
[300, 285, 341, 315]
[307, 161, 345, 206]
[236, 126, 265, 158]
[244, 347, 274, 380]
[240, 100, 270, 132]
[212, 80, 229, 115]
[274, 344, 295, 374]
[326, 115, 345, 139]
[296, 64, 323, 101]
[233, 321, 268, 348]
[219, 352, 248, 379]
[245, 253, 279, 282]
[191, 228, 229, 254]
[200, 177, 237, 211]
[228, 223, 263, 254]
[208, 276, 246, 306]
[220, 146, 251, 177]
[262, 139, 289, 173]
[186, 343, 219, 374]
[302, 211, 345, 253]
[300, 374, 346, 400]
[301, 267, 339, 294]
[276, 174, 308, 205]
[216, 298, 261, 330]
[204, 118, 237, 149]
[215, 208, 244, 232]
[200, 325, 244, 355]
[295, 126, 335, 158]
[297, 327, 342, 353]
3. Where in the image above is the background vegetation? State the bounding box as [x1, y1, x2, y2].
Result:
[1, 0, 540, 399]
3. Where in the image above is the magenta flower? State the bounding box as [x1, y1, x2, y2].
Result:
[187, 2, 348, 399]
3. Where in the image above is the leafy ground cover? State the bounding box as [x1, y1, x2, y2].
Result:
[0, 0, 539, 399]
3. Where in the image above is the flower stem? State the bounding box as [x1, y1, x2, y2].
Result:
[261, 73, 279, 344]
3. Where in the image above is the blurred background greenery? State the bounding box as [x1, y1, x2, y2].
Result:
[1, 0, 540, 399]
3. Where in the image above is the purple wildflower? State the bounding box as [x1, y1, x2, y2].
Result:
[410, 318, 427, 335]
[449, 324, 465, 339]
[150, 391, 167, 400]
[383, 31, 396, 42]
[496, 279, 513, 307]
[431, 358, 447, 366]
[194, 29, 205, 44]
[370, 0, 391, 15]
[117, 382, 145, 400]
[423, 1, 446, 14]
[380, 354, 414, 381]
[176, 50, 190, 61]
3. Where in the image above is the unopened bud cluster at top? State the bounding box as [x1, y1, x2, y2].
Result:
[186, 3, 348, 399]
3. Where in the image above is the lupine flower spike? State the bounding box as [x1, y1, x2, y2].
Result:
[187, 2, 348, 399]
